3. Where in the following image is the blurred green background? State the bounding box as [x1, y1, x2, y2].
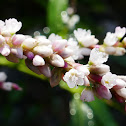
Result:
[0, 0, 126, 126]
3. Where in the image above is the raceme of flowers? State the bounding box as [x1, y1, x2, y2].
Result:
[0, 18, 126, 109]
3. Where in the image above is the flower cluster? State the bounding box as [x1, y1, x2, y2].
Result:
[0, 18, 126, 110]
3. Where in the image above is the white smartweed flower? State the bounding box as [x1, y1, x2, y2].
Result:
[115, 26, 126, 38]
[74, 28, 99, 47]
[1, 18, 22, 36]
[104, 32, 118, 46]
[101, 72, 117, 89]
[48, 33, 62, 43]
[63, 68, 85, 88]
[89, 48, 108, 65]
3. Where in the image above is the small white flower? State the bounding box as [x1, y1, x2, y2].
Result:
[115, 26, 126, 38]
[89, 48, 108, 65]
[74, 28, 99, 47]
[48, 33, 62, 43]
[63, 68, 85, 88]
[80, 88, 94, 102]
[1, 18, 22, 35]
[104, 32, 118, 46]
[101, 72, 117, 89]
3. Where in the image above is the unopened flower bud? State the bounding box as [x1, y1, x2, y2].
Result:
[89, 64, 110, 75]
[96, 84, 112, 100]
[52, 39, 67, 53]
[12, 34, 25, 46]
[33, 45, 53, 57]
[26, 51, 34, 60]
[113, 79, 126, 89]
[33, 55, 45, 66]
[38, 64, 51, 78]
[105, 47, 116, 55]
[50, 54, 65, 67]
[114, 47, 126, 56]
[115, 88, 126, 99]
[21, 38, 37, 50]
[37, 38, 51, 46]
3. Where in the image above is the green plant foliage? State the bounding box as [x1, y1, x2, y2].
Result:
[47, 0, 68, 33]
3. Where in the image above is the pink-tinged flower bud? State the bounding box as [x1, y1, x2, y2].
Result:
[26, 51, 34, 60]
[12, 34, 25, 46]
[33, 55, 45, 66]
[50, 54, 65, 67]
[0, 35, 5, 44]
[1, 82, 13, 91]
[114, 47, 126, 56]
[50, 67, 63, 87]
[60, 48, 73, 58]
[0, 44, 10, 56]
[84, 76, 90, 86]
[12, 83, 22, 91]
[76, 65, 90, 76]
[105, 47, 116, 55]
[88, 74, 102, 83]
[0, 72, 7, 82]
[89, 64, 110, 75]
[37, 38, 51, 46]
[96, 84, 112, 100]
[21, 38, 37, 50]
[6, 53, 19, 63]
[80, 88, 95, 102]
[25, 59, 41, 75]
[52, 39, 67, 53]
[38, 64, 51, 78]
[115, 88, 126, 99]
[33, 45, 53, 57]
[113, 79, 126, 90]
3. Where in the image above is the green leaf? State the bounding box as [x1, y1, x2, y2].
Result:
[47, 0, 68, 33]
